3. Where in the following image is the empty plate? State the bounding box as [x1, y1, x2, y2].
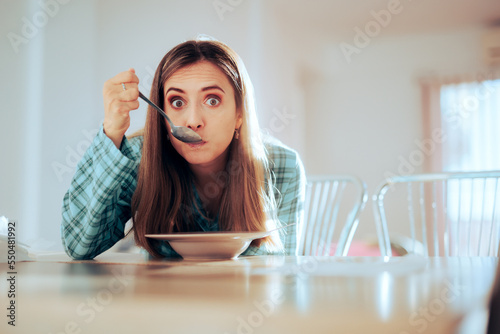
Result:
[146, 224, 294, 260]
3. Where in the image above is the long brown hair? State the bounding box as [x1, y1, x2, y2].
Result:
[131, 38, 281, 257]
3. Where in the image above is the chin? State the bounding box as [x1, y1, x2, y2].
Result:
[181, 152, 216, 166]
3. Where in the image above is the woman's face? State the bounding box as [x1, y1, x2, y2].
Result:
[163, 61, 242, 172]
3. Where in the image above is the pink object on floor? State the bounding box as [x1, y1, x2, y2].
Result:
[330, 241, 399, 256]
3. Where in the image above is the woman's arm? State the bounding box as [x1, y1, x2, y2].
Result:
[62, 69, 142, 260]
[271, 145, 306, 255]
[61, 127, 142, 259]
[242, 142, 306, 256]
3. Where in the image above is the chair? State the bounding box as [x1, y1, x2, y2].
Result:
[373, 171, 500, 257]
[297, 175, 368, 256]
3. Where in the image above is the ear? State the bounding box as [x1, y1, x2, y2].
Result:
[236, 116, 243, 129]
[235, 108, 243, 129]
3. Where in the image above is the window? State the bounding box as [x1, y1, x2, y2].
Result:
[440, 78, 500, 171]
[420, 75, 500, 255]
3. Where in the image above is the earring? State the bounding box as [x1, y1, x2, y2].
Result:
[234, 128, 240, 140]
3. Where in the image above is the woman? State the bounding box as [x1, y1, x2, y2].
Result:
[61, 38, 306, 259]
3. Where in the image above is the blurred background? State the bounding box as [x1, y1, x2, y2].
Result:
[1, 0, 500, 251]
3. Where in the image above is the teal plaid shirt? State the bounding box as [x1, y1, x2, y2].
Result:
[61, 126, 306, 260]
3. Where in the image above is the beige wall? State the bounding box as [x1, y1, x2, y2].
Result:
[296, 29, 488, 240]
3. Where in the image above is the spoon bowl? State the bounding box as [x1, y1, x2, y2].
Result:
[139, 91, 202, 143]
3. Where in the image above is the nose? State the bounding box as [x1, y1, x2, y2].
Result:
[185, 104, 204, 131]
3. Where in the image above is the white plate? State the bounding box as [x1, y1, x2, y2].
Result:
[145, 224, 294, 260]
[145, 230, 272, 241]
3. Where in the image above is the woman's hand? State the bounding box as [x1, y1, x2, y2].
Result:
[102, 68, 140, 148]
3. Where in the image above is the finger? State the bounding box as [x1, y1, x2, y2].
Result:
[111, 100, 140, 114]
[109, 70, 139, 85]
[128, 100, 140, 110]
[120, 87, 139, 102]
[120, 82, 138, 92]
[102, 82, 134, 101]
[122, 100, 140, 111]
[119, 82, 138, 101]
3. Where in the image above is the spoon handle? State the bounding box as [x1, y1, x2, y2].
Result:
[138, 91, 174, 128]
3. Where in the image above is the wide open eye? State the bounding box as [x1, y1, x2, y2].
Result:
[206, 96, 221, 107]
[170, 98, 185, 109]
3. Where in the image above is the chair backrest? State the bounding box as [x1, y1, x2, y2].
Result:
[298, 175, 367, 256]
[373, 171, 500, 257]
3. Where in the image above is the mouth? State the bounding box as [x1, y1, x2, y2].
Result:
[186, 141, 207, 148]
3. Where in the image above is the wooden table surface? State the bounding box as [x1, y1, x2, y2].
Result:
[0, 253, 496, 334]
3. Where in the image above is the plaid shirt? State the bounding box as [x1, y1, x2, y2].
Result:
[61, 126, 306, 260]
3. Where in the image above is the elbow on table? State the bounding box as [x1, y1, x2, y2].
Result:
[61, 215, 101, 260]
[62, 241, 97, 260]
[61, 229, 97, 260]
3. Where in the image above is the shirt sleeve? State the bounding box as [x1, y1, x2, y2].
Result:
[272, 145, 306, 255]
[60, 125, 142, 260]
[242, 142, 306, 256]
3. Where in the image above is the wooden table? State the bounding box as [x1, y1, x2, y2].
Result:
[0, 254, 496, 334]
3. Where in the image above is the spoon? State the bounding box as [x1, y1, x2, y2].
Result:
[138, 91, 202, 143]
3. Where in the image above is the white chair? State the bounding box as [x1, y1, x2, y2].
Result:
[298, 175, 368, 256]
[373, 171, 500, 257]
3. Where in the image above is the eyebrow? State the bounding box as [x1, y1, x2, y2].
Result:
[165, 87, 185, 94]
[201, 85, 225, 93]
[165, 85, 225, 95]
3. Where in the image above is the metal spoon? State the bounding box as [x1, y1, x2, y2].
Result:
[138, 91, 202, 143]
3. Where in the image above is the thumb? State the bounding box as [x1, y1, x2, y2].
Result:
[128, 68, 135, 73]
